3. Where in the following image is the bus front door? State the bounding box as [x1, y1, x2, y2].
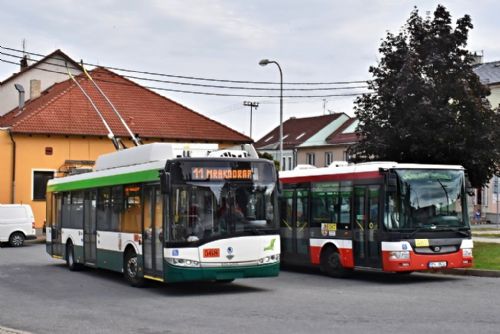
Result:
[83, 190, 97, 265]
[143, 185, 163, 278]
[353, 185, 381, 269]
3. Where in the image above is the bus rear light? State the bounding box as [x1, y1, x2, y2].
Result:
[389, 251, 410, 260]
[462, 248, 473, 258]
[32, 222, 36, 229]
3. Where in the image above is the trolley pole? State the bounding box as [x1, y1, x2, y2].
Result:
[243, 101, 259, 139]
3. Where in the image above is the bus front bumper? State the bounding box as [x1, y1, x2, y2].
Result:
[163, 261, 280, 283]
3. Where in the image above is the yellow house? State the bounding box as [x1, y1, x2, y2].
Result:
[0, 66, 251, 232]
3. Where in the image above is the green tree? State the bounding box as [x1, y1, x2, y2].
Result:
[258, 151, 280, 171]
[350, 5, 499, 187]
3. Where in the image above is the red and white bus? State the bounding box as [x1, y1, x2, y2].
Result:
[279, 162, 473, 277]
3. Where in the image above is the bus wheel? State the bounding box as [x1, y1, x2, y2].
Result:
[124, 250, 145, 287]
[321, 248, 351, 278]
[9, 232, 25, 247]
[67, 243, 83, 271]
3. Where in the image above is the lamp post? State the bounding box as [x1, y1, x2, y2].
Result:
[259, 59, 283, 170]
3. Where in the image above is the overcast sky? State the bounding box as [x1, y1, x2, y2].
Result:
[1, 0, 499, 141]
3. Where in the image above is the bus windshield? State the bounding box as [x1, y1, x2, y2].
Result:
[385, 169, 468, 231]
[168, 160, 278, 243]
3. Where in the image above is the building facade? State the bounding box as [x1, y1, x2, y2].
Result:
[255, 113, 351, 170]
[0, 55, 251, 232]
[473, 60, 500, 223]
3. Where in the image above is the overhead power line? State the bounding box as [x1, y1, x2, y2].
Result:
[1, 49, 368, 92]
[0, 44, 368, 86]
[0, 57, 370, 98]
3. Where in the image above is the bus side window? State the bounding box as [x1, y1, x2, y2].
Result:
[339, 183, 352, 230]
[61, 192, 71, 229]
[97, 188, 111, 231]
[280, 190, 293, 229]
[122, 185, 142, 233]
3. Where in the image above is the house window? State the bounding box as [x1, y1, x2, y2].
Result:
[288, 157, 292, 171]
[33, 171, 55, 200]
[306, 153, 316, 166]
[325, 152, 333, 166]
[343, 150, 349, 161]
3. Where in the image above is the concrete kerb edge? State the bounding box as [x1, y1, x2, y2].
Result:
[436, 268, 500, 278]
[0, 325, 32, 334]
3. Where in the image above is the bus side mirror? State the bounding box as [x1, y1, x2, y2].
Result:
[160, 171, 171, 194]
[465, 179, 475, 197]
[386, 173, 398, 193]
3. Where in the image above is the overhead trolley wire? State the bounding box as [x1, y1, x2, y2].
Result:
[0, 56, 370, 98]
[1, 50, 368, 92]
[0, 44, 368, 86]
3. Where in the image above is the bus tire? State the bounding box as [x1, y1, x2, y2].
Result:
[67, 242, 83, 271]
[321, 247, 351, 278]
[124, 250, 145, 287]
[9, 232, 25, 247]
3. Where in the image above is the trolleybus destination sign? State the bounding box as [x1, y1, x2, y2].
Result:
[191, 167, 253, 180]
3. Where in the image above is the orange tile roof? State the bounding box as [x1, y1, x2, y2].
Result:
[0, 67, 251, 143]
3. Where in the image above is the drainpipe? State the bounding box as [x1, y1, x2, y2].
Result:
[8, 128, 16, 204]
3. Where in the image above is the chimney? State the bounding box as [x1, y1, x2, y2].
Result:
[471, 51, 483, 66]
[14, 84, 25, 110]
[30, 79, 41, 100]
[20, 55, 28, 70]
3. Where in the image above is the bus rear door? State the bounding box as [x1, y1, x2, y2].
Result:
[281, 188, 310, 264]
[83, 190, 97, 265]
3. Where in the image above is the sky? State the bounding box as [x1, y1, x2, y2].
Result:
[1, 0, 499, 141]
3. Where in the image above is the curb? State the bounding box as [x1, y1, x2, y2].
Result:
[0, 326, 31, 334]
[437, 268, 500, 278]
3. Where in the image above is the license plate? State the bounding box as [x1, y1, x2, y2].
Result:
[428, 261, 447, 269]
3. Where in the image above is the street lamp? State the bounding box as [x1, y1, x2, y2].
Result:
[259, 58, 283, 170]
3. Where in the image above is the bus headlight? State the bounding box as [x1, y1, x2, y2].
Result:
[389, 251, 410, 260]
[462, 248, 473, 258]
[258, 254, 280, 264]
[166, 258, 201, 267]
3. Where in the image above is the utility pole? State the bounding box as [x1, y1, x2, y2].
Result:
[495, 176, 499, 228]
[243, 101, 259, 138]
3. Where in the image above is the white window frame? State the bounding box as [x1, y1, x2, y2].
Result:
[325, 152, 333, 166]
[306, 153, 316, 166]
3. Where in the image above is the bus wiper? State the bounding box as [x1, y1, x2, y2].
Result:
[435, 226, 470, 237]
[408, 225, 436, 238]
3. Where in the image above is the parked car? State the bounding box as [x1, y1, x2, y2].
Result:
[0, 204, 37, 247]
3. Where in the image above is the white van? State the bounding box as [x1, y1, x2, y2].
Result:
[0, 204, 37, 247]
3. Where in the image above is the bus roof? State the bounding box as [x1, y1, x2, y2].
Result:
[47, 143, 273, 192]
[280, 161, 465, 182]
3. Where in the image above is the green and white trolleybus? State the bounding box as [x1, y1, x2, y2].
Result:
[46, 143, 280, 286]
